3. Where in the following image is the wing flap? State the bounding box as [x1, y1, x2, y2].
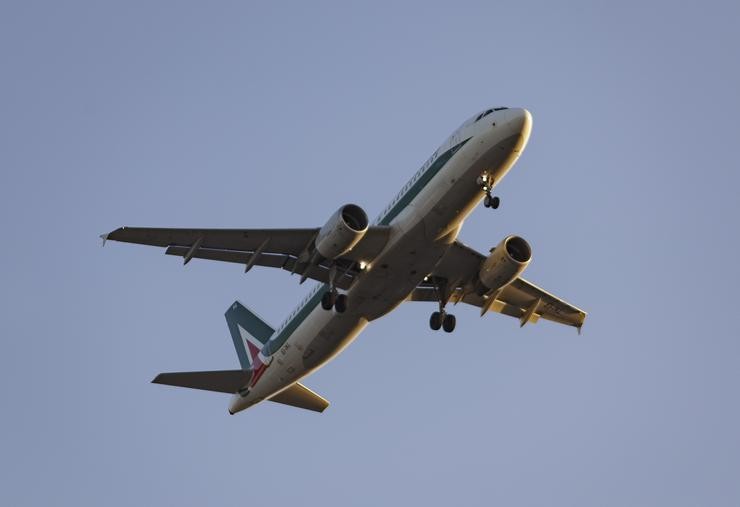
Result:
[164, 246, 355, 290]
[503, 277, 586, 327]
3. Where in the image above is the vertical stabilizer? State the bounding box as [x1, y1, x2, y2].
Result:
[225, 301, 274, 370]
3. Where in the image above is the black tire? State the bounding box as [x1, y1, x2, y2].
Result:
[491, 196, 500, 209]
[334, 294, 348, 313]
[321, 291, 335, 310]
[442, 313, 456, 333]
[429, 311, 442, 331]
[483, 195, 491, 208]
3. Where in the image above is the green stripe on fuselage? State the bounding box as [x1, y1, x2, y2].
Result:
[262, 284, 328, 356]
[260, 137, 472, 356]
[378, 137, 471, 226]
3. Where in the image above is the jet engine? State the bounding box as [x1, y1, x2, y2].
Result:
[478, 235, 532, 293]
[315, 204, 369, 259]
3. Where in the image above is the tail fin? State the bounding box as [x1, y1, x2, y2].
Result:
[225, 301, 274, 370]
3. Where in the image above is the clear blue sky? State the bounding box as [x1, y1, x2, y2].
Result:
[2, 1, 739, 505]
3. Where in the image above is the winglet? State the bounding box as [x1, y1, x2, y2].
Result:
[99, 233, 109, 247]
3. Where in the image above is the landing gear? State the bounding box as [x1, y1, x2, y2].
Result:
[321, 290, 348, 313]
[321, 290, 335, 310]
[428, 277, 457, 333]
[429, 310, 456, 333]
[442, 313, 456, 332]
[483, 195, 500, 209]
[430, 311, 442, 331]
[477, 173, 500, 209]
[334, 294, 348, 314]
[321, 263, 349, 313]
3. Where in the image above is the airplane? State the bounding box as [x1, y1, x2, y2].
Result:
[102, 107, 587, 415]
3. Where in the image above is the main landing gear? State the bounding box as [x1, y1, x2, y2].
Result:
[321, 290, 348, 313]
[428, 277, 456, 333]
[430, 310, 456, 333]
[477, 174, 500, 209]
[320, 264, 348, 313]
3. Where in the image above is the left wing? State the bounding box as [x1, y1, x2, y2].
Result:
[102, 226, 390, 289]
[409, 241, 587, 331]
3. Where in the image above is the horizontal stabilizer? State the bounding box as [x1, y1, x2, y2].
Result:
[152, 369, 251, 394]
[268, 382, 329, 413]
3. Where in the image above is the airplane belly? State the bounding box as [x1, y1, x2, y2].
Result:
[348, 220, 452, 321]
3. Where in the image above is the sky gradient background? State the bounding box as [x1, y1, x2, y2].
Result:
[2, 1, 739, 505]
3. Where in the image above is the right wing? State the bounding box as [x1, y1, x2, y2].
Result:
[102, 226, 390, 289]
[409, 240, 587, 331]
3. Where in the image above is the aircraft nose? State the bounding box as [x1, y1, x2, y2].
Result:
[498, 108, 532, 137]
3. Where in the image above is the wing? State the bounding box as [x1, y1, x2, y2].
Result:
[409, 241, 587, 331]
[102, 226, 390, 289]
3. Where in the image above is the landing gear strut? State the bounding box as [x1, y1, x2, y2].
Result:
[321, 264, 348, 313]
[477, 174, 500, 209]
[428, 278, 456, 333]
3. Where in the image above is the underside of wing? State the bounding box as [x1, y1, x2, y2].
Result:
[102, 225, 390, 289]
[409, 240, 587, 331]
[103, 227, 316, 255]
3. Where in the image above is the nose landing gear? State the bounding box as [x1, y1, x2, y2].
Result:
[477, 174, 500, 209]
[483, 195, 500, 209]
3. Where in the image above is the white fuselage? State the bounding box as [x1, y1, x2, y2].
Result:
[229, 108, 532, 414]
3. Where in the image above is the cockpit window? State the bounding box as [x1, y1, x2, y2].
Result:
[475, 109, 494, 122]
[458, 107, 509, 130]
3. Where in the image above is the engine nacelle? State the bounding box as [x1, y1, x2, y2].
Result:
[315, 204, 369, 259]
[478, 235, 532, 293]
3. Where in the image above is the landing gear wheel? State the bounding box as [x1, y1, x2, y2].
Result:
[321, 291, 336, 310]
[484, 194, 500, 209]
[429, 311, 442, 331]
[334, 294, 348, 313]
[442, 313, 456, 333]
